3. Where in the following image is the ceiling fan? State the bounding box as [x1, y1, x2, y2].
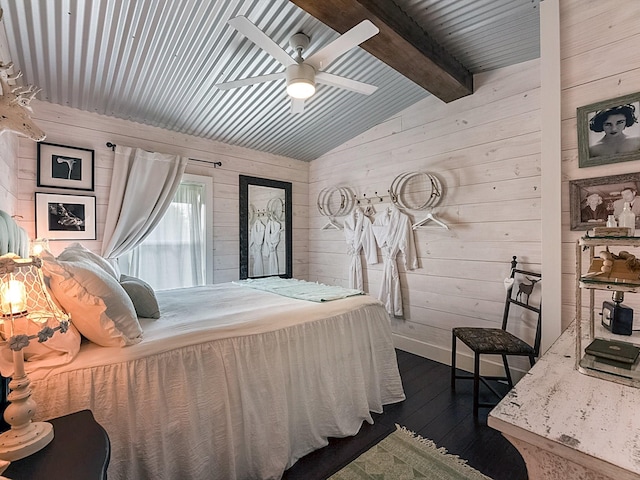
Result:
[215, 16, 380, 113]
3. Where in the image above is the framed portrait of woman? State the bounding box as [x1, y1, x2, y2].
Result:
[577, 92, 640, 168]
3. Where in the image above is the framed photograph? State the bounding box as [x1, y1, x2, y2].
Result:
[570, 173, 640, 230]
[35, 192, 96, 240]
[37, 142, 95, 191]
[577, 92, 640, 168]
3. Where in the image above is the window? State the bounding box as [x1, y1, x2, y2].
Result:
[120, 174, 212, 290]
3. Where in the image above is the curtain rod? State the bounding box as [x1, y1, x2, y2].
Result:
[106, 142, 222, 168]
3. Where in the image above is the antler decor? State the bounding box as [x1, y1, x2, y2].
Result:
[0, 62, 46, 141]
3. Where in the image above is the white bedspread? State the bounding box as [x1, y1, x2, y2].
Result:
[29, 283, 405, 480]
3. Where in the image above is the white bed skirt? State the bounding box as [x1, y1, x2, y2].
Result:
[29, 285, 405, 480]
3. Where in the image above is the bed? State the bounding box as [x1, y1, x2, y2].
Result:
[0, 211, 405, 480]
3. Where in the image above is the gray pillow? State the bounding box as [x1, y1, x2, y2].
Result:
[119, 274, 160, 319]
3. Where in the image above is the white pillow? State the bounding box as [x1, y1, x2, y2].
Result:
[57, 242, 118, 280]
[42, 253, 142, 347]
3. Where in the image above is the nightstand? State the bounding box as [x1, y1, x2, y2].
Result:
[3, 409, 110, 480]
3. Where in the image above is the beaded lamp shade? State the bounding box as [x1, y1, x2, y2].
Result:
[0, 256, 69, 344]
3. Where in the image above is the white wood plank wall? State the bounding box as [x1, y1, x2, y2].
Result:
[11, 101, 309, 283]
[309, 59, 542, 367]
[3, 0, 636, 372]
[0, 132, 18, 214]
[560, 0, 640, 329]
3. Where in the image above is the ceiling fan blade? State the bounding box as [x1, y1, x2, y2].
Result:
[228, 16, 295, 67]
[305, 20, 379, 71]
[316, 72, 377, 95]
[215, 72, 285, 90]
[291, 98, 305, 114]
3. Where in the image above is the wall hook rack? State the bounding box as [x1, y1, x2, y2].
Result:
[355, 192, 389, 204]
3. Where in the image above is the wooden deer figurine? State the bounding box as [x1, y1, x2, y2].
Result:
[0, 62, 46, 141]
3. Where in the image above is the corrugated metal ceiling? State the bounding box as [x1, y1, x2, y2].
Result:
[400, 0, 540, 73]
[0, 0, 540, 161]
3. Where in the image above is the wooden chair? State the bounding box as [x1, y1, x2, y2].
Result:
[450, 256, 542, 417]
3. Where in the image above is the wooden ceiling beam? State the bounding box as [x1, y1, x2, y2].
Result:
[290, 0, 473, 103]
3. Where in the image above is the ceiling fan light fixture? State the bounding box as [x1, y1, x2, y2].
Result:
[286, 63, 316, 99]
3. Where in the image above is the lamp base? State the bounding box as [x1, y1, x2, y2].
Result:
[0, 421, 53, 461]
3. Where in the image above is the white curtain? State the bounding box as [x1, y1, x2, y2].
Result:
[122, 183, 206, 290]
[101, 146, 187, 266]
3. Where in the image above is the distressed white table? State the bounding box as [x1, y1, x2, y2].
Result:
[488, 322, 640, 480]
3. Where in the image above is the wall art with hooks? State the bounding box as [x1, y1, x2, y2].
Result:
[388, 172, 449, 229]
[316, 186, 355, 230]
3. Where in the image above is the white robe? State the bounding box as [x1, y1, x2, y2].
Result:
[249, 219, 266, 277]
[372, 206, 418, 317]
[343, 207, 377, 291]
[263, 218, 282, 275]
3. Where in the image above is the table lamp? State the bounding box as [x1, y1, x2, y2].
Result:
[0, 255, 70, 461]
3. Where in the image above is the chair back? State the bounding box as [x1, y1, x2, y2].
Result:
[501, 256, 542, 356]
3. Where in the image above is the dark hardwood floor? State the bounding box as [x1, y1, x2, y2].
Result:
[282, 349, 528, 480]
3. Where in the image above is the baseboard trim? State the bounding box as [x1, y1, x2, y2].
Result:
[391, 333, 527, 380]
